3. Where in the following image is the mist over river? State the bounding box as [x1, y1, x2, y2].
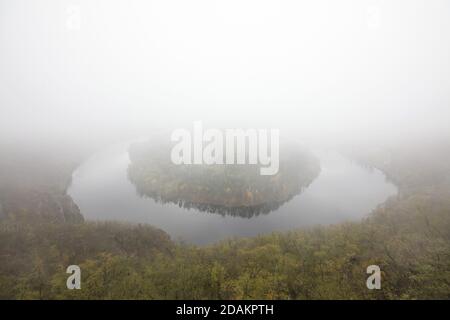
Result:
[68, 142, 397, 244]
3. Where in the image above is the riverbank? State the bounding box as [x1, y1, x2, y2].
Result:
[1, 139, 449, 299]
[0, 142, 86, 224]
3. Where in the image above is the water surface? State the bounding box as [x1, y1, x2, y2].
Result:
[68, 143, 397, 244]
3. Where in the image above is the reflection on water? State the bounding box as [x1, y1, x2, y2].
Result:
[68, 143, 398, 244]
[126, 140, 321, 218]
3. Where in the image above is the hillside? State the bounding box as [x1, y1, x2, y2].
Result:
[0, 144, 84, 224]
[0, 141, 449, 299]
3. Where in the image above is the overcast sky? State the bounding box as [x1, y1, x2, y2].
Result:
[1, 0, 449, 145]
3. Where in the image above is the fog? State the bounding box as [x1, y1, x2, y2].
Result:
[3, 1, 450, 301]
[1, 0, 449, 149]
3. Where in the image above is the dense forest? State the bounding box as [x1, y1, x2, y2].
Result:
[0, 141, 449, 299]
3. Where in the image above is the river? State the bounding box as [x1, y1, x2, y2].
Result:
[68, 142, 397, 244]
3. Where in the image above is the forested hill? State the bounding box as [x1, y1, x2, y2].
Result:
[344, 139, 450, 195]
[0, 143, 84, 224]
[0, 141, 449, 299]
